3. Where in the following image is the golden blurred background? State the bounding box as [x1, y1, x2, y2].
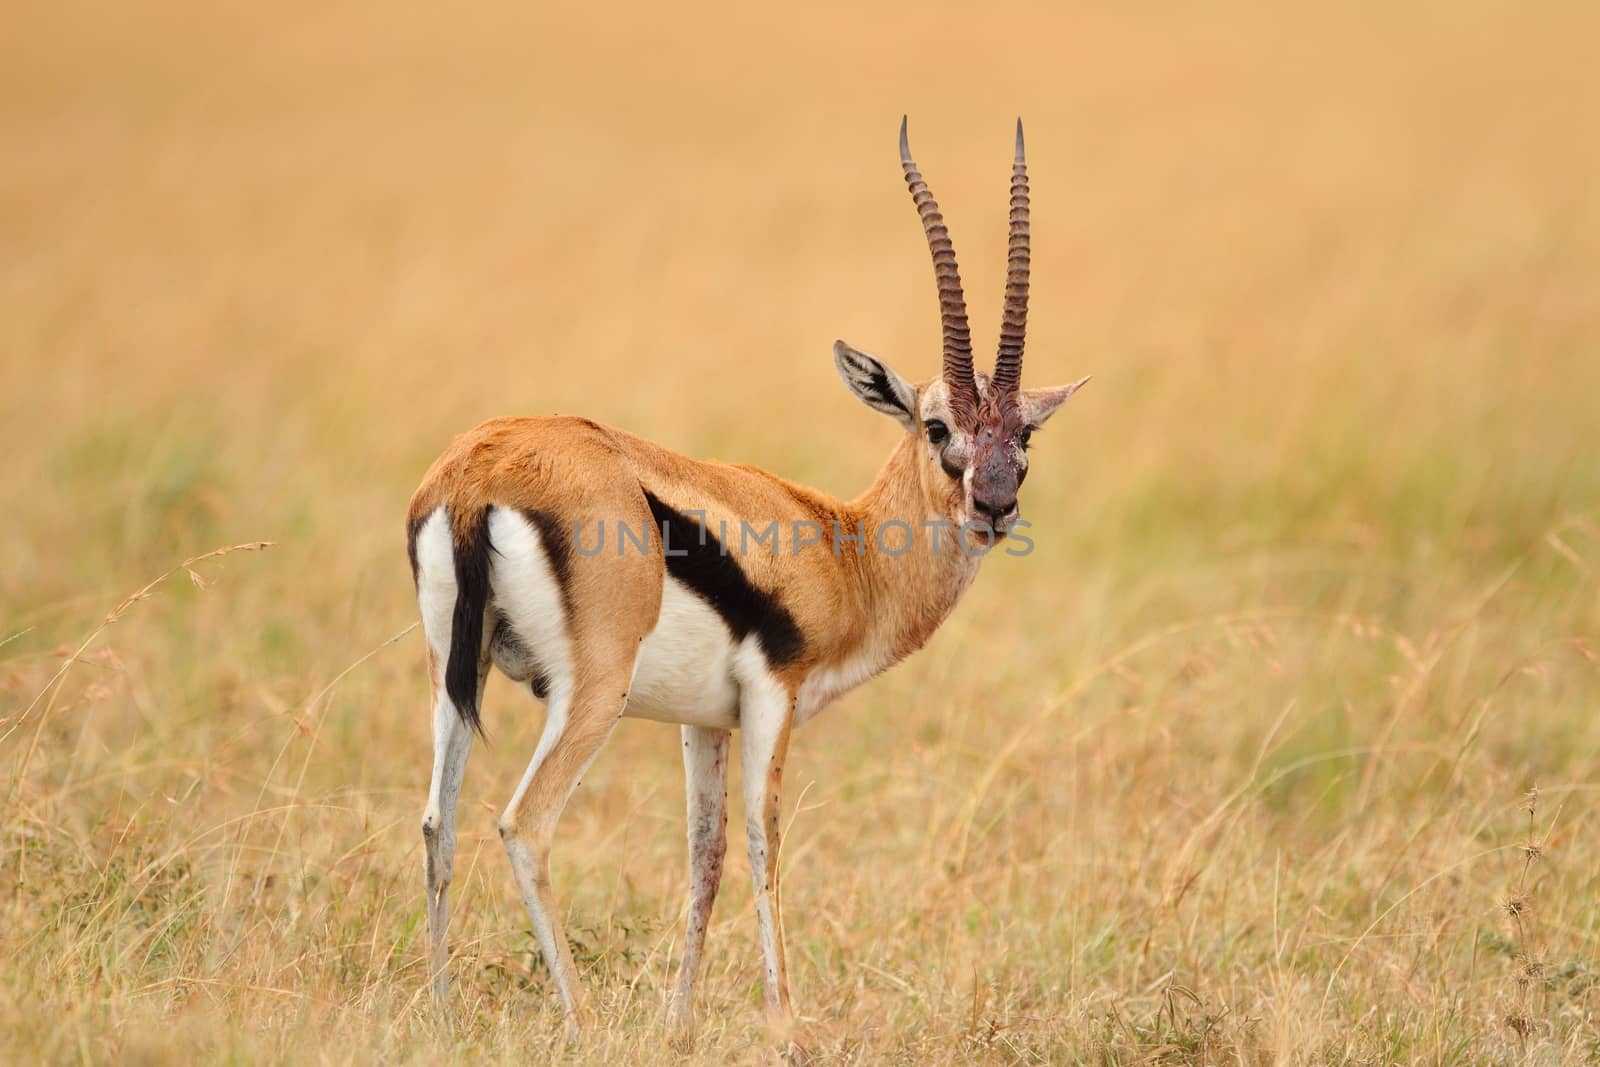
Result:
[4, 2, 1599, 1062]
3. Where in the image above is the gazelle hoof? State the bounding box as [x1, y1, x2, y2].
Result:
[666, 1003, 696, 1052]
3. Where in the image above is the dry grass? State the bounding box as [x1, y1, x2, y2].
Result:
[4, 1, 1600, 1063]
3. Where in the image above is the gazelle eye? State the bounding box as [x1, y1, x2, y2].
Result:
[925, 420, 949, 446]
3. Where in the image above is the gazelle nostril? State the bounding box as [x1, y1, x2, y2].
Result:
[974, 498, 1016, 522]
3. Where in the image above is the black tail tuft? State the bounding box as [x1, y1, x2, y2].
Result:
[444, 507, 492, 737]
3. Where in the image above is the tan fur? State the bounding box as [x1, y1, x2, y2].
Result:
[407, 407, 987, 691]
[407, 404, 980, 1042]
[408, 359, 1086, 1046]
[406, 123, 1094, 1045]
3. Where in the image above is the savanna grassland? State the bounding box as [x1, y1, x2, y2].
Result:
[4, 2, 1600, 1063]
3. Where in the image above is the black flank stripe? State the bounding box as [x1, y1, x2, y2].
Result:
[643, 491, 805, 667]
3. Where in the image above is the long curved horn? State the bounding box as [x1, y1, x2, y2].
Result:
[992, 118, 1029, 405]
[900, 117, 977, 426]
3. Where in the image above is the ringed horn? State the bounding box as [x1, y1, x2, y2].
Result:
[899, 116, 978, 428]
[899, 118, 1033, 423]
[991, 119, 1029, 409]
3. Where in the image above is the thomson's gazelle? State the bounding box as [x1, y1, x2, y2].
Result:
[407, 119, 1088, 1044]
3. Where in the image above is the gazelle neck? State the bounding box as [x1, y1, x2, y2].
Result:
[843, 432, 984, 663]
[795, 434, 985, 723]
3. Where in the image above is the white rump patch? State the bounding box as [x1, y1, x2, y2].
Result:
[414, 507, 457, 667]
[486, 509, 576, 757]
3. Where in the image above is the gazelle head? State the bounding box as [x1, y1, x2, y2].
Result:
[835, 119, 1091, 547]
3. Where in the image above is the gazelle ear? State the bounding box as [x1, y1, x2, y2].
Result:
[833, 340, 919, 433]
[1019, 375, 1091, 426]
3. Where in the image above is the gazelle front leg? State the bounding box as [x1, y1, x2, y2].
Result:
[668, 724, 731, 1048]
[739, 679, 797, 1037]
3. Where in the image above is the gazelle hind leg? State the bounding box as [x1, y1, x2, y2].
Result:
[422, 677, 476, 1007]
[498, 669, 632, 1038]
[667, 725, 731, 1048]
[413, 505, 480, 1010]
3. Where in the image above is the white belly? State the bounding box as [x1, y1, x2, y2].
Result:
[624, 577, 742, 729]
